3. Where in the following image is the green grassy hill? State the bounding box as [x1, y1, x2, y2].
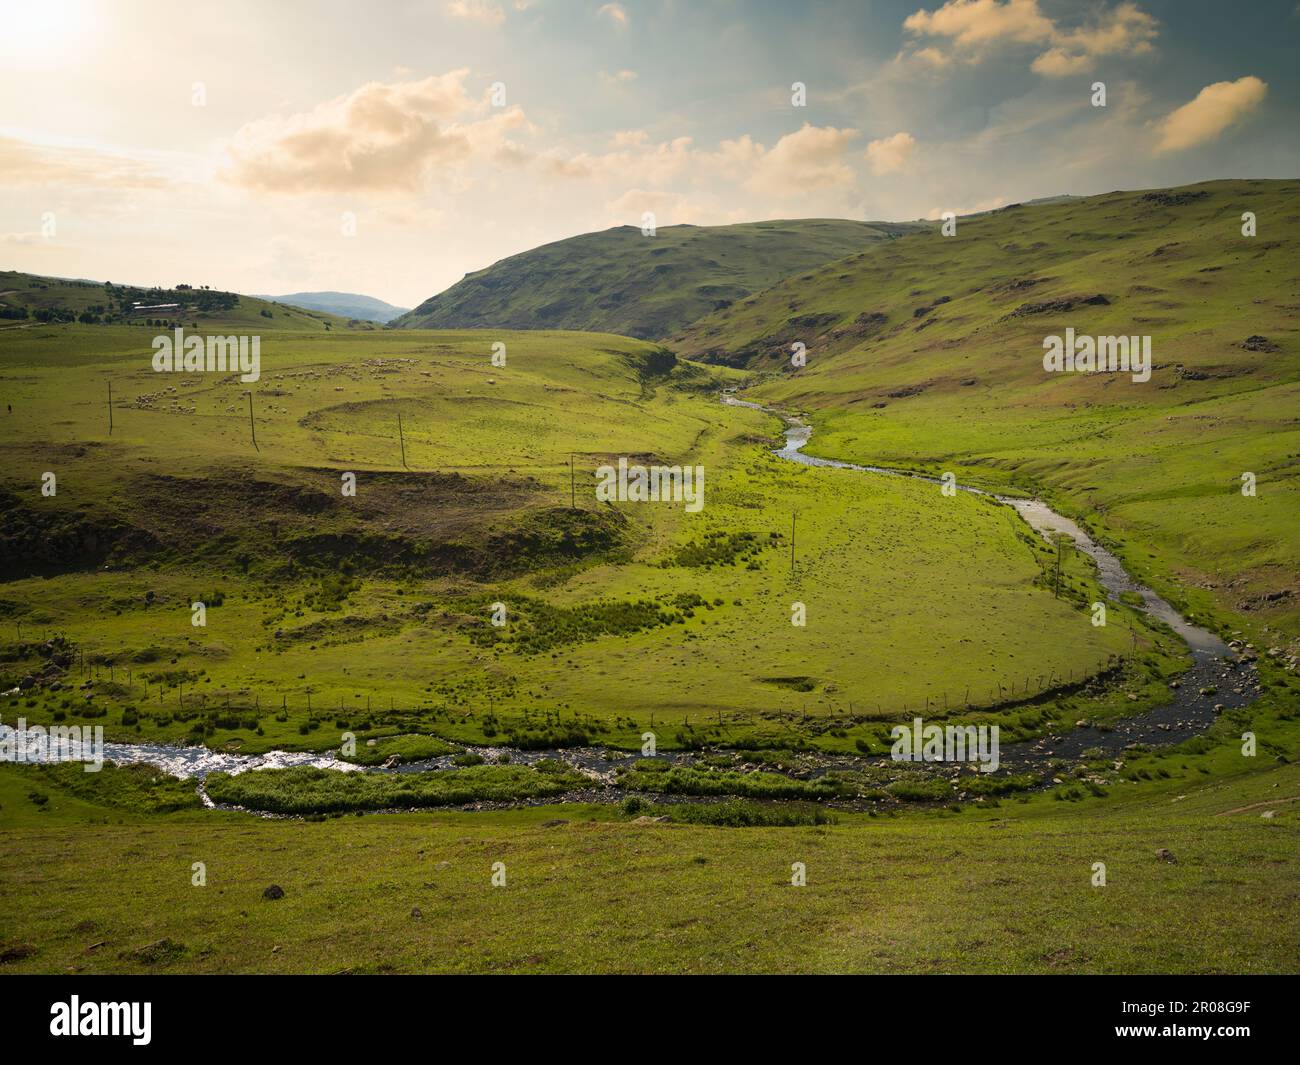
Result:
[670, 179, 1300, 639]
[0, 270, 356, 331]
[394, 219, 920, 339]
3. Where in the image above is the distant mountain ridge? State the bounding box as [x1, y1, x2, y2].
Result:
[259, 291, 409, 323]
[394, 219, 921, 339]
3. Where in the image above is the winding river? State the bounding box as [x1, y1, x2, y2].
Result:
[722, 392, 1256, 765]
[12, 393, 1256, 791]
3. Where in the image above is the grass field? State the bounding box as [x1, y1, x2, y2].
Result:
[1, 744, 1296, 974]
[0, 316, 1170, 756]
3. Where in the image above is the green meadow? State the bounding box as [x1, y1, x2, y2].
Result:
[1, 317, 1160, 755]
[1, 181, 1297, 975]
[1, 745, 1296, 974]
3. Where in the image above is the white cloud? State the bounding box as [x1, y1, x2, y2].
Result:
[741, 124, 860, 199]
[222, 72, 531, 194]
[1033, 2, 1157, 76]
[1154, 76, 1268, 153]
[532, 123, 862, 214]
[598, 3, 628, 29]
[904, 0, 1053, 49]
[1030, 48, 1090, 76]
[0, 135, 172, 190]
[913, 46, 952, 68]
[865, 131, 917, 176]
[605, 187, 712, 227]
[445, 0, 505, 27]
[901, 0, 1158, 76]
[599, 69, 638, 86]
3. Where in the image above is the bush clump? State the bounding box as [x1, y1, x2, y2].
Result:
[205, 763, 589, 814]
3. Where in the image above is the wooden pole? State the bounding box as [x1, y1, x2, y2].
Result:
[107, 381, 113, 435]
[397, 413, 407, 468]
[248, 392, 259, 451]
[570, 454, 576, 509]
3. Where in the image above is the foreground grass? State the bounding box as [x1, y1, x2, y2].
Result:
[1, 756, 1296, 974]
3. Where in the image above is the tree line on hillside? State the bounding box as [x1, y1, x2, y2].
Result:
[0, 281, 241, 325]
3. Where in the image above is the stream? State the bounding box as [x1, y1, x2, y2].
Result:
[721, 392, 1257, 767]
[15, 393, 1258, 800]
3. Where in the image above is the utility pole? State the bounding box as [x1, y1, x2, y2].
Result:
[1053, 535, 1062, 598]
[570, 453, 575, 509]
[248, 392, 258, 451]
[107, 381, 113, 435]
[791, 511, 796, 576]
[397, 413, 407, 468]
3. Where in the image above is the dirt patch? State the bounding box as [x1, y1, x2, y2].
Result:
[0, 489, 162, 581]
[1003, 293, 1110, 319]
[1216, 795, 1300, 817]
[1139, 190, 1209, 208]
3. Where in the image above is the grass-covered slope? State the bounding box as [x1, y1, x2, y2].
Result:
[670, 179, 1300, 638]
[0, 270, 354, 331]
[395, 219, 919, 339]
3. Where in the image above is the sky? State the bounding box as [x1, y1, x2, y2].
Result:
[1, 0, 1296, 307]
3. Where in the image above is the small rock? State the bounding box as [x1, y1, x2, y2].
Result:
[541, 819, 569, 828]
[262, 884, 285, 901]
[1156, 848, 1176, 864]
[410, 907, 423, 919]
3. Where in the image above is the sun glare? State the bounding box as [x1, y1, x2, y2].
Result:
[2, 0, 87, 56]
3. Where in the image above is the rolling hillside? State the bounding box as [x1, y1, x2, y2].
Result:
[670, 179, 1300, 636]
[395, 218, 920, 339]
[0, 271, 356, 331]
[258, 290, 409, 323]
